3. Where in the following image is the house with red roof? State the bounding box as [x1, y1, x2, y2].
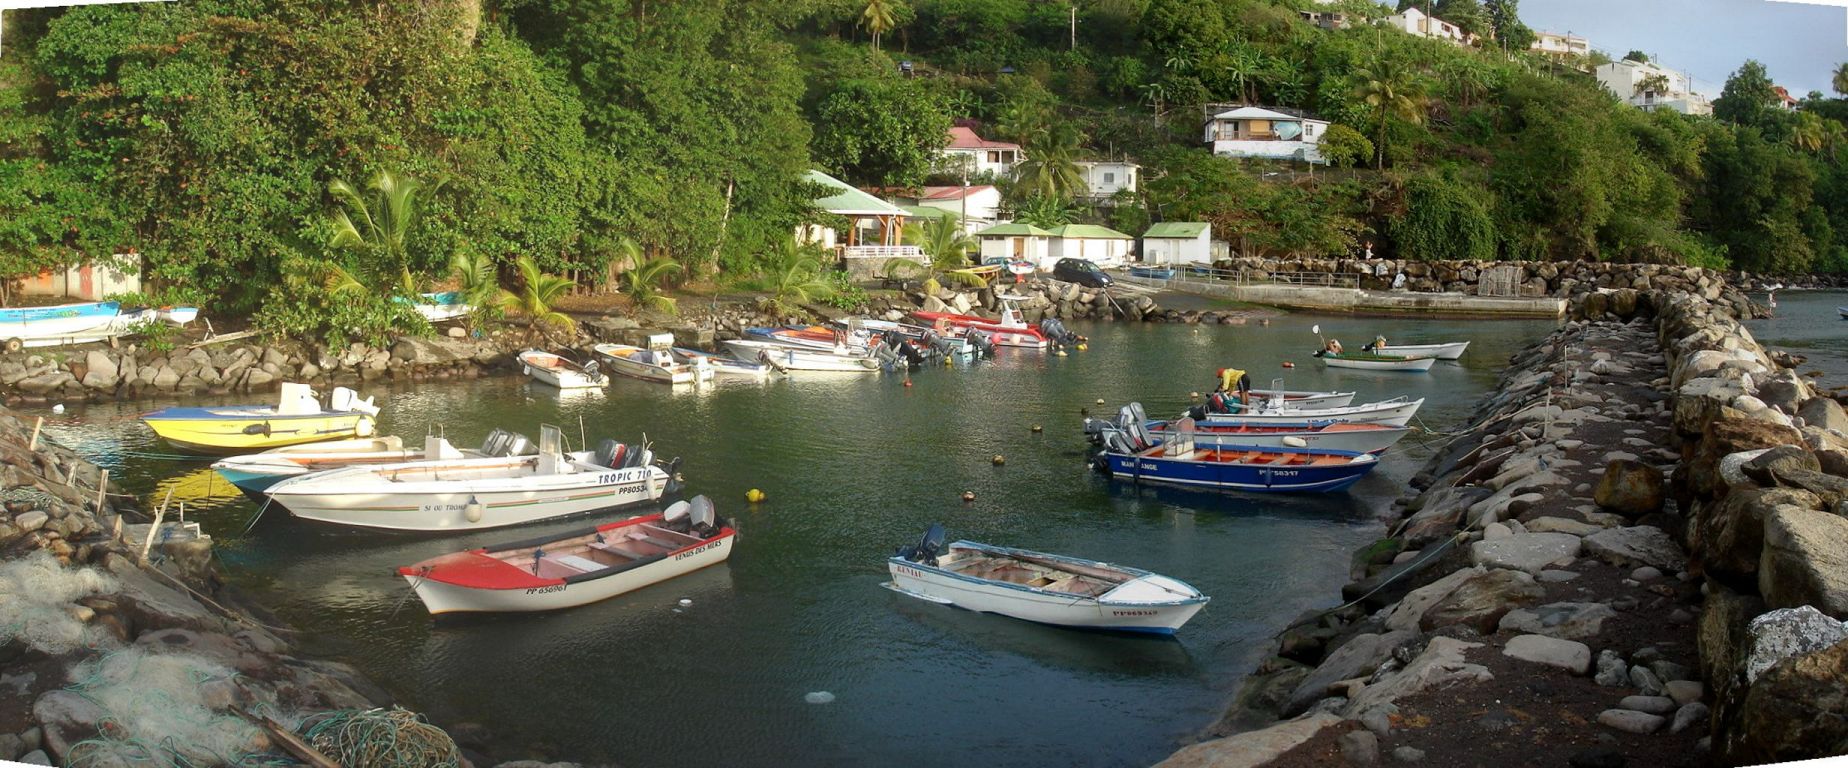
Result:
[937, 126, 1024, 179]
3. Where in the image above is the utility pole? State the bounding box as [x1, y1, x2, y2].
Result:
[1070, 5, 1077, 51]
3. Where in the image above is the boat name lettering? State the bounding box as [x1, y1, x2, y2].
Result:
[524, 584, 567, 595]
[1138, 463, 1159, 470]
[896, 565, 925, 579]
[674, 540, 722, 560]
[421, 502, 468, 515]
[1111, 609, 1157, 617]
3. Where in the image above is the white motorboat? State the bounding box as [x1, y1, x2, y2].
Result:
[397, 496, 734, 615]
[593, 335, 712, 384]
[673, 347, 774, 379]
[721, 339, 880, 373]
[211, 434, 490, 494]
[1200, 397, 1425, 427]
[1242, 388, 1356, 409]
[518, 350, 607, 389]
[265, 426, 679, 531]
[1373, 341, 1469, 360]
[884, 526, 1209, 634]
[1315, 352, 1437, 372]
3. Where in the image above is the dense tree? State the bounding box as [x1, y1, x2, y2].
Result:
[1624, 51, 1649, 63]
[1834, 62, 1848, 97]
[1482, 0, 1533, 50]
[811, 78, 951, 186]
[1713, 60, 1780, 130]
[1432, 0, 1488, 40]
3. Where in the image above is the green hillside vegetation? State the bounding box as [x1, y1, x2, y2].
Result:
[0, 0, 1843, 344]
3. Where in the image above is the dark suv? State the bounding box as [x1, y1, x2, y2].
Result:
[1052, 258, 1113, 289]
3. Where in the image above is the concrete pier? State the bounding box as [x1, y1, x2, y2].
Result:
[1123, 277, 1567, 318]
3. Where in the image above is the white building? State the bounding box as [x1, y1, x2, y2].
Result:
[1203, 106, 1329, 164]
[19, 257, 141, 302]
[1530, 31, 1589, 59]
[1141, 223, 1213, 267]
[1074, 161, 1139, 202]
[915, 185, 1002, 232]
[1383, 8, 1474, 46]
[937, 126, 1024, 179]
[975, 223, 1052, 266]
[1594, 60, 1712, 116]
[1046, 224, 1133, 269]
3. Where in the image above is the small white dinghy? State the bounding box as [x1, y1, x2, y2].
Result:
[519, 350, 608, 389]
[397, 496, 735, 615]
[884, 526, 1209, 635]
[1199, 396, 1425, 427]
[673, 348, 773, 379]
[1373, 341, 1469, 360]
[265, 426, 679, 531]
[593, 335, 713, 385]
[1313, 352, 1437, 372]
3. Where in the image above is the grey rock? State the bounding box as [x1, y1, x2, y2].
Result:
[1648, 660, 1690, 685]
[1744, 605, 1848, 683]
[18, 750, 50, 766]
[1743, 445, 1822, 486]
[1670, 702, 1710, 735]
[14, 510, 48, 531]
[1665, 680, 1704, 706]
[1390, 746, 1426, 763]
[1338, 729, 1379, 766]
[1497, 602, 1617, 641]
[1539, 569, 1582, 583]
[1470, 532, 1583, 574]
[1358, 707, 1393, 737]
[1503, 634, 1592, 674]
[1595, 650, 1629, 687]
[1282, 630, 1416, 716]
[1630, 665, 1665, 696]
[1758, 507, 1848, 617]
[1798, 397, 1848, 434]
[1631, 566, 1663, 582]
[1583, 526, 1683, 571]
[1526, 516, 1604, 536]
[1597, 708, 1665, 734]
[1617, 695, 1676, 714]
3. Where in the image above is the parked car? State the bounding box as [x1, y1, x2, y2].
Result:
[1052, 258, 1113, 289]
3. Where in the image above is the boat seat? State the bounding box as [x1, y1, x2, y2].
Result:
[587, 542, 638, 560]
[551, 554, 604, 572]
[1044, 577, 1092, 595]
[633, 534, 684, 550]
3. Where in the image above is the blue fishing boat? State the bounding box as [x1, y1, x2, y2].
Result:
[1128, 265, 1177, 280]
[1093, 424, 1379, 493]
[0, 301, 122, 351]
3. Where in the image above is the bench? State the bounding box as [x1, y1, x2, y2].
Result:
[550, 554, 605, 573]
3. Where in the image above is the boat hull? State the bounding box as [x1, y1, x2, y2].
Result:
[722, 340, 880, 373]
[141, 409, 374, 453]
[1201, 398, 1424, 428]
[1101, 448, 1378, 493]
[593, 345, 711, 384]
[886, 562, 1205, 634]
[0, 301, 122, 346]
[1243, 389, 1356, 409]
[1148, 421, 1412, 454]
[910, 311, 1048, 349]
[269, 463, 672, 531]
[406, 534, 733, 614]
[519, 351, 606, 389]
[1318, 355, 1436, 372]
[1376, 342, 1469, 360]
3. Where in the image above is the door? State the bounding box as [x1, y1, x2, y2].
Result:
[1012, 237, 1025, 259]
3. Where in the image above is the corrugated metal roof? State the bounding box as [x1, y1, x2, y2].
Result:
[1047, 224, 1132, 240]
[1143, 222, 1210, 238]
[807, 170, 910, 216]
[975, 222, 1054, 237]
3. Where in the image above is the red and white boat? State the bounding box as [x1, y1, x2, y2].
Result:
[396, 496, 735, 615]
[912, 294, 1048, 349]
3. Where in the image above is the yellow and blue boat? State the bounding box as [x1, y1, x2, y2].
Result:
[141, 383, 380, 454]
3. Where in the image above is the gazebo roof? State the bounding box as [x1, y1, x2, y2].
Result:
[807, 170, 909, 216]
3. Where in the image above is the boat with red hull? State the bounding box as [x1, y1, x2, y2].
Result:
[912, 294, 1049, 349]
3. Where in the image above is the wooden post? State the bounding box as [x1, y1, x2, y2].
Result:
[139, 505, 166, 564]
[27, 416, 42, 451]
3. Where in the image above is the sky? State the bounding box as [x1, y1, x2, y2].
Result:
[1517, 0, 1848, 97]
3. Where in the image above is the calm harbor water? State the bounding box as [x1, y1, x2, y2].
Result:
[1747, 289, 1848, 381]
[39, 311, 1552, 767]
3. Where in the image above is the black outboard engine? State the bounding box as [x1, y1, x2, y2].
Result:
[1040, 318, 1081, 348]
[594, 439, 627, 468]
[967, 331, 995, 357]
[895, 339, 926, 368]
[896, 523, 947, 566]
[1187, 404, 1209, 421]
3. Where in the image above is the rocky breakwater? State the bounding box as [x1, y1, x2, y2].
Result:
[1656, 293, 1848, 766]
[0, 404, 588, 767]
[0, 332, 527, 404]
[1160, 311, 1718, 767]
[887, 278, 1248, 325]
[1215, 256, 1766, 319]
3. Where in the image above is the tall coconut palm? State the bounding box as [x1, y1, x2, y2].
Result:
[1353, 60, 1428, 169]
[861, 0, 899, 50]
[1823, 118, 1848, 161]
[499, 256, 577, 340]
[1013, 124, 1086, 201]
[326, 170, 440, 297]
[1790, 112, 1825, 155]
[1834, 62, 1848, 98]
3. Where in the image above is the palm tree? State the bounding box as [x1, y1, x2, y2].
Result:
[615, 238, 684, 316]
[1834, 62, 1848, 98]
[894, 216, 986, 294]
[447, 250, 503, 327]
[499, 256, 577, 340]
[861, 0, 899, 50]
[1139, 81, 1168, 118]
[1440, 57, 1491, 109]
[1353, 60, 1428, 169]
[1012, 124, 1086, 201]
[1221, 45, 1264, 105]
[1790, 112, 1825, 155]
[326, 170, 440, 297]
[1012, 195, 1078, 229]
[1823, 118, 1848, 161]
[758, 238, 836, 315]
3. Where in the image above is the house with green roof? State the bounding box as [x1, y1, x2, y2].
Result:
[974, 222, 1052, 267]
[1142, 222, 1213, 266]
[801, 170, 919, 261]
[1046, 224, 1133, 268]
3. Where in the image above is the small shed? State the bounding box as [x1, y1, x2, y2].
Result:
[975, 223, 1053, 266]
[1141, 222, 1213, 266]
[1045, 224, 1134, 269]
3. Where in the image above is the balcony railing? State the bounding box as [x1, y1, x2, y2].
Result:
[840, 245, 926, 261]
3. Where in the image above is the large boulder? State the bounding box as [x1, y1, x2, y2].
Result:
[1744, 606, 1848, 683]
[1400, 486, 1491, 547]
[1497, 602, 1618, 641]
[1686, 418, 1807, 499]
[1758, 508, 1848, 618]
[1742, 445, 1822, 486]
[1693, 489, 1822, 577]
[1153, 713, 1343, 768]
[1503, 634, 1592, 674]
[1755, 369, 1810, 414]
[1770, 468, 1848, 507]
[1726, 639, 1848, 765]
[1583, 526, 1684, 571]
[1421, 568, 1546, 633]
[1281, 630, 1416, 717]
[1470, 532, 1582, 574]
[1385, 567, 1485, 632]
[1343, 637, 1493, 717]
[1798, 397, 1848, 435]
[1593, 459, 1665, 517]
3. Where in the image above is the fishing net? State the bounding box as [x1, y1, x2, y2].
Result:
[62, 647, 275, 767]
[0, 550, 118, 654]
[300, 707, 462, 768]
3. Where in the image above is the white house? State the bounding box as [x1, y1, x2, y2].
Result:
[1594, 60, 1712, 116]
[1074, 161, 1139, 202]
[975, 223, 1052, 266]
[916, 185, 1002, 232]
[1384, 8, 1474, 46]
[1141, 223, 1213, 267]
[1530, 31, 1589, 59]
[1203, 106, 1329, 164]
[1045, 224, 1133, 269]
[937, 126, 1023, 179]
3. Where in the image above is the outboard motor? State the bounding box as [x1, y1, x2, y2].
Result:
[1187, 404, 1209, 421]
[1082, 416, 1112, 444]
[594, 438, 627, 468]
[896, 524, 947, 566]
[688, 495, 721, 538]
[895, 339, 926, 369]
[480, 428, 512, 457]
[967, 331, 995, 357]
[662, 499, 693, 530]
[501, 432, 536, 457]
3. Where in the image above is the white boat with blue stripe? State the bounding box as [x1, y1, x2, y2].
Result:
[884, 526, 1209, 635]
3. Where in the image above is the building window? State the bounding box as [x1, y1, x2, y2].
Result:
[1103, 172, 1116, 184]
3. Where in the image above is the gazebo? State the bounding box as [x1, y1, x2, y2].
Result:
[804, 170, 912, 252]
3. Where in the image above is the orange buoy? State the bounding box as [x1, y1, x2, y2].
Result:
[1282, 361, 1296, 369]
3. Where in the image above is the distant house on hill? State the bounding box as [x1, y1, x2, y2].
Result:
[1773, 85, 1800, 111]
[1203, 106, 1329, 164]
[975, 223, 1052, 266]
[1074, 160, 1140, 203]
[1383, 7, 1474, 46]
[1530, 31, 1590, 60]
[1046, 224, 1133, 269]
[937, 126, 1023, 178]
[1298, 0, 1350, 30]
[1594, 59, 1712, 116]
[1141, 223, 1213, 267]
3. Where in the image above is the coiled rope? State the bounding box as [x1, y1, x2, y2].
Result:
[299, 707, 461, 768]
